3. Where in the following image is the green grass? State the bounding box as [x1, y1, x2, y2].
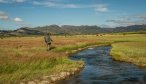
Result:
[108, 31, 146, 35]
[0, 57, 83, 84]
[1, 34, 146, 83]
[54, 43, 94, 52]
[53, 42, 112, 52]
[110, 42, 146, 66]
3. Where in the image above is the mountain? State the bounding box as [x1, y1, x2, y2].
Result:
[32, 25, 146, 34]
[0, 27, 43, 36]
[0, 25, 146, 36]
[12, 27, 44, 35]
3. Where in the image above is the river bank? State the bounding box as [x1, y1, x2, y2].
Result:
[110, 42, 146, 67]
[0, 34, 146, 83]
[21, 43, 111, 84]
[57, 46, 146, 84]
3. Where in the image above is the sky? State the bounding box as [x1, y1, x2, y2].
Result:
[0, 0, 146, 30]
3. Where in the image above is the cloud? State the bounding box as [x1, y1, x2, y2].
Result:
[107, 14, 146, 26]
[33, 1, 59, 7]
[62, 4, 79, 8]
[0, 11, 9, 20]
[13, 17, 23, 22]
[32, 1, 108, 11]
[0, 0, 109, 13]
[0, 11, 6, 16]
[13, 0, 26, 3]
[13, 17, 32, 27]
[95, 5, 108, 12]
[99, 24, 112, 28]
[32, 1, 109, 13]
[0, 10, 31, 28]
[133, 15, 146, 20]
[32, 1, 80, 8]
[107, 19, 134, 26]
[0, 0, 26, 3]
[0, 0, 9, 3]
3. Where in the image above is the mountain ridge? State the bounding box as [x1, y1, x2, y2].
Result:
[0, 25, 146, 36]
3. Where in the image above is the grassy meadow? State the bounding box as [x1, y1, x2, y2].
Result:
[0, 34, 146, 83]
[111, 42, 146, 66]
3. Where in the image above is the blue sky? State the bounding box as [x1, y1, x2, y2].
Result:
[0, 0, 146, 30]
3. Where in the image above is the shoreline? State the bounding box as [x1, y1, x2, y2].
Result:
[111, 54, 146, 68]
[21, 44, 111, 84]
[21, 64, 84, 84]
[21, 43, 146, 84]
[110, 42, 146, 68]
[1, 35, 146, 84]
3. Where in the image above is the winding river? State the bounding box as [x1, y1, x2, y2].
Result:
[58, 46, 146, 84]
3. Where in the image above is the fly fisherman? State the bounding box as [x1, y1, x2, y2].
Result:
[44, 33, 53, 51]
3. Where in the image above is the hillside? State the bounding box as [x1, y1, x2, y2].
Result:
[32, 25, 146, 35]
[0, 25, 146, 36]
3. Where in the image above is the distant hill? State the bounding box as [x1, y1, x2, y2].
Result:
[0, 25, 146, 36]
[32, 25, 146, 35]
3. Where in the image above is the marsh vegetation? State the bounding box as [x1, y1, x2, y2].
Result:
[111, 42, 146, 66]
[0, 34, 146, 83]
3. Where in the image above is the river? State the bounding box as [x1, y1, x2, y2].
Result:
[58, 46, 146, 84]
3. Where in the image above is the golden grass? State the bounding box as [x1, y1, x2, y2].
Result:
[110, 42, 146, 66]
[0, 34, 146, 83]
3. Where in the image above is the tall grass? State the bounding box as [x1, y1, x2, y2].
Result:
[0, 34, 146, 83]
[110, 42, 146, 66]
[0, 57, 83, 84]
[53, 42, 111, 52]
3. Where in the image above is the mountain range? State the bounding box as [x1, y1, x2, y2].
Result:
[0, 25, 146, 36]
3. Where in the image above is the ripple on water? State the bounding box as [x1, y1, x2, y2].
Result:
[58, 46, 146, 84]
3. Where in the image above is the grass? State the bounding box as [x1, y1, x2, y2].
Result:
[53, 42, 112, 52]
[110, 42, 146, 66]
[0, 34, 146, 83]
[0, 57, 82, 84]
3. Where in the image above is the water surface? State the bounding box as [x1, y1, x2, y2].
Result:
[58, 46, 146, 84]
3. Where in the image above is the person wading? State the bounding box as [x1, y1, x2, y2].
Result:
[44, 33, 53, 51]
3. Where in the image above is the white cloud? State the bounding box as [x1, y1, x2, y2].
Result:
[32, 1, 108, 10]
[107, 14, 146, 26]
[0, 0, 9, 3]
[13, 17, 31, 27]
[0, 15, 9, 20]
[33, 1, 58, 7]
[0, 11, 6, 16]
[0, 0, 109, 13]
[99, 24, 112, 28]
[133, 15, 146, 20]
[0, 10, 30, 28]
[0, 0, 26, 3]
[32, 1, 109, 13]
[0, 11, 9, 20]
[13, 17, 23, 22]
[95, 5, 108, 12]
[32, 1, 79, 8]
[13, 0, 26, 3]
[62, 4, 79, 8]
